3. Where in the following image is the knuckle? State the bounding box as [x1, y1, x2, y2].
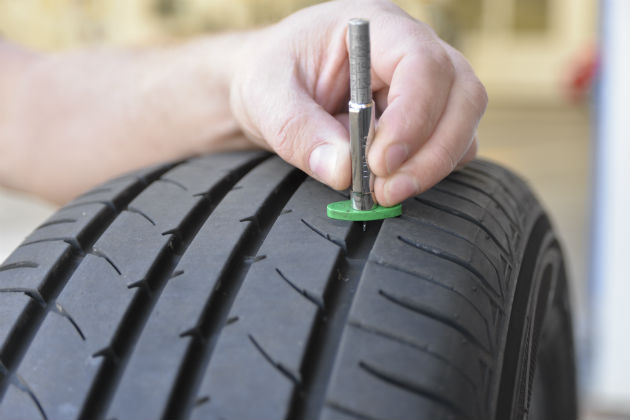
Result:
[467, 79, 489, 113]
[432, 47, 456, 82]
[432, 142, 458, 174]
[410, 41, 456, 82]
[271, 114, 301, 162]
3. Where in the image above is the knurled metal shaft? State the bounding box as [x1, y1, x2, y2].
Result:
[349, 18, 371, 105]
[348, 19, 376, 210]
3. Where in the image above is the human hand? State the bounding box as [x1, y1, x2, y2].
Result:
[230, 0, 487, 206]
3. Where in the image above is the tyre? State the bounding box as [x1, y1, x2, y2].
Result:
[0, 151, 576, 419]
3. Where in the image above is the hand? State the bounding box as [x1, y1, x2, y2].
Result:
[230, 0, 487, 206]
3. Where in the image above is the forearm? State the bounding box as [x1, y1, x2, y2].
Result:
[0, 33, 251, 203]
[0, 40, 38, 191]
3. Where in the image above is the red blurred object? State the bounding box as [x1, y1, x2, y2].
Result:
[565, 43, 598, 103]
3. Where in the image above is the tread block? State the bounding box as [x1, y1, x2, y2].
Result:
[186, 151, 268, 170]
[6, 253, 133, 418]
[437, 178, 518, 228]
[193, 178, 350, 419]
[9, 312, 90, 420]
[325, 327, 461, 420]
[107, 157, 297, 419]
[0, 242, 73, 301]
[159, 151, 267, 194]
[0, 155, 550, 420]
[125, 182, 202, 234]
[0, 383, 43, 420]
[91, 212, 171, 286]
[323, 161, 537, 419]
[417, 189, 512, 256]
[56, 254, 135, 352]
[0, 293, 33, 348]
[385, 214, 503, 301]
[68, 176, 146, 210]
[369, 222, 496, 323]
[346, 261, 491, 385]
[23, 203, 110, 248]
[403, 199, 502, 260]
[102, 161, 175, 188]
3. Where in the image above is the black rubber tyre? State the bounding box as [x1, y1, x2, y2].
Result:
[0, 152, 576, 419]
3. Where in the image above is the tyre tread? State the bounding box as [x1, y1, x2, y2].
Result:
[0, 157, 552, 420]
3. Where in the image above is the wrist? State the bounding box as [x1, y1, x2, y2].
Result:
[224, 27, 275, 146]
[129, 31, 257, 159]
[192, 31, 253, 100]
[165, 31, 257, 154]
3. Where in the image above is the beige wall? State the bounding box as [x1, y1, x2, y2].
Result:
[0, 0, 428, 48]
[0, 0, 596, 102]
[463, 0, 597, 103]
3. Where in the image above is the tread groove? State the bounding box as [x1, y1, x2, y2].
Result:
[432, 185, 515, 240]
[0, 289, 45, 306]
[1, 361, 48, 420]
[370, 259, 498, 326]
[398, 235, 503, 300]
[50, 303, 86, 341]
[400, 213, 508, 279]
[325, 400, 377, 420]
[88, 249, 122, 276]
[62, 200, 117, 212]
[300, 219, 347, 251]
[157, 178, 188, 191]
[0, 162, 178, 402]
[463, 164, 521, 207]
[288, 220, 383, 419]
[35, 219, 77, 231]
[441, 176, 518, 228]
[275, 268, 325, 310]
[414, 197, 511, 256]
[161, 167, 305, 419]
[78, 155, 270, 419]
[0, 157, 538, 419]
[248, 334, 301, 385]
[125, 207, 156, 226]
[347, 319, 479, 393]
[0, 262, 39, 273]
[18, 238, 82, 253]
[76, 187, 113, 199]
[378, 289, 491, 355]
[12, 373, 48, 420]
[358, 360, 466, 418]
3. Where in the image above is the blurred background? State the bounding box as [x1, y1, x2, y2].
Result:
[0, 0, 627, 418]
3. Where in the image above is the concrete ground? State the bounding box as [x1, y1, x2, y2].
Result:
[0, 102, 612, 418]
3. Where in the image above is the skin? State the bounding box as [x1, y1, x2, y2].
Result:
[0, 0, 486, 205]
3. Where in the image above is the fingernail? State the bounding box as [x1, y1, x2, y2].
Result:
[309, 143, 338, 183]
[384, 173, 419, 204]
[385, 143, 409, 174]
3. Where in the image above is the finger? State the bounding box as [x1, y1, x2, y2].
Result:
[456, 136, 478, 170]
[334, 112, 350, 132]
[374, 87, 388, 117]
[366, 25, 455, 178]
[258, 88, 352, 190]
[374, 71, 487, 206]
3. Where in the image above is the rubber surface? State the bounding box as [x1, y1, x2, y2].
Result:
[0, 151, 576, 419]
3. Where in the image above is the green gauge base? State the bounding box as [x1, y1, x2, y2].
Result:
[327, 200, 402, 221]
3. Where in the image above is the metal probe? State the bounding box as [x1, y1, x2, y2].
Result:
[325, 20, 402, 224]
[348, 18, 376, 216]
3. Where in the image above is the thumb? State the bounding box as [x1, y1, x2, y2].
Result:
[261, 91, 351, 190]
